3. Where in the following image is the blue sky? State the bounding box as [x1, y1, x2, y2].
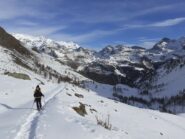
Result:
[0, 0, 185, 49]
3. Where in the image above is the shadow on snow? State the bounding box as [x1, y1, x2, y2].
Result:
[0, 103, 37, 110]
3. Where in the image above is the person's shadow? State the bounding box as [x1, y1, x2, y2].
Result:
[0, 103, 37, 110]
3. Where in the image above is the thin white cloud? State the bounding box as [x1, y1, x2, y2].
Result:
[151, 17, 185, 27]
[125, 17, 185, 29]
[0, 1, 33, 20]
[0, 0, 175, 24]
[0, 0, 57, 20]
[61, 2, 185, 24]
[50, 29, 120, 43]
[18, 17, 183, 45]
[51, 27, 158, 49]
[130, 4, 175, 19]
[15, 20, 38, 26]
[6, 25, 66, 36]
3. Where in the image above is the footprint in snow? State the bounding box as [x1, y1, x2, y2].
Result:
[151, 116, 158, 120]
[74, 119, 80, 123]
[79, 121, 96, 133]
[57, 108, 65, 114]
[125, 132, 128, 135]
[65, 116, 75, 122]
[112, 127, 119, 131]
[66, 116, 96, 133]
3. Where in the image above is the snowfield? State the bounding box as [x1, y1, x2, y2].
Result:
[1, 75, 185, 139]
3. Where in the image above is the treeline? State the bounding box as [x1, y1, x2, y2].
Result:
[33, 62, 82, 85]
[164, 58, 185, 73]
[113, 88, 185, 114]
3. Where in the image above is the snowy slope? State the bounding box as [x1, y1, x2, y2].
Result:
[1, 78, 185, 139]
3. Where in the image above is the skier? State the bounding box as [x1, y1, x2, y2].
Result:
[34, 85, 44, 111]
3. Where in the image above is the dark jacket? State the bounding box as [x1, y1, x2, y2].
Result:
[34, 89, 44, 99]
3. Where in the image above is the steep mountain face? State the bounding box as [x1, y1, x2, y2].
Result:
[81, 45, 155, 86]
[0, 27, 32, 57]
[150, 37, 185, 55]
[12, 32, 185, 113]
[151, 38, 171, 51]
[0, 27, 40, 73]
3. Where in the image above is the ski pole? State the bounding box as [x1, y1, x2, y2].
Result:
[31, 100, 35, 109]
[43, 96, 46, 105]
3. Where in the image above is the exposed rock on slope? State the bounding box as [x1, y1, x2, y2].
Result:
[0, 27, 32, 57]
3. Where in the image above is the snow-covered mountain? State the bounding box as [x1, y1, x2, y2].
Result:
[12, 34, 185, 79]
[13, 33, 185, 66]
[13, 33, 80, 58]
[1, 26, 185, 139]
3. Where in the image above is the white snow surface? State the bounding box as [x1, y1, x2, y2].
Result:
[1, 75, 185, 139]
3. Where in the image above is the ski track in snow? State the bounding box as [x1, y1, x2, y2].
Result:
[14, 85, 66, 139]
[145, 110, 185, 132]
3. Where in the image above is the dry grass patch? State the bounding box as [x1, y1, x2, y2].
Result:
[72, 102, 87, 117]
